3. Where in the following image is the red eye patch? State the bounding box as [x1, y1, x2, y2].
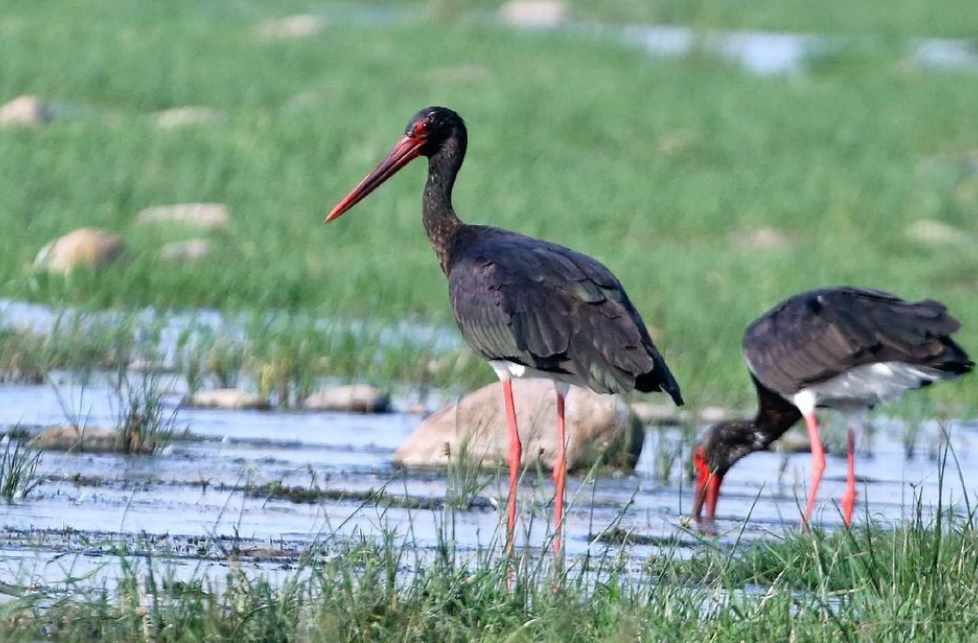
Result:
[413, 121, 429, 137]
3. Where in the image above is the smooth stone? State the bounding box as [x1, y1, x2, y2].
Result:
[0, 94, 51, 128]
[188, 389, 270, 410]
[303, 385, 390, 413]
[32, 427, 119, 452]
[393, 380, 644, 472]
[33, 228, 125, 275]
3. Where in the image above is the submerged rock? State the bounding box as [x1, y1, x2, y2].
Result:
[32, 427, 119, 452]
[34, 228, 125, 275]
[0, 94, 52, 128]
[303, 385, 390, 413]
[393, 380, 644, 472]
[136, 203, 230, 230]
[188, 389, 270, 410]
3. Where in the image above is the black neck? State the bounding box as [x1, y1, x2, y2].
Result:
[699, 377, 802, 475]
[422, 127, 466, 273]
[749, 375, 803, 448]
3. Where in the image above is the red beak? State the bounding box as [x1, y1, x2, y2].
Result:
[692, 448, 722, 527]
[326, 135, 425, 223]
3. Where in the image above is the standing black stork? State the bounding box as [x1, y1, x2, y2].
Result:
[327, 106, 683, 558]
[693, 287, 972, 528]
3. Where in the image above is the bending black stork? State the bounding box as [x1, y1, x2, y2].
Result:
[693, 287, 972, 528]
[327, 106, 683, 558]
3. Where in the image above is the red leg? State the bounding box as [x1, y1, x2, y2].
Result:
[802, 413, 826, 528]
[502, 379, 521, 557]
[841, 427, 856, 527]
[552, 389, 567, 560]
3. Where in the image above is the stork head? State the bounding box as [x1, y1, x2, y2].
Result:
[327, 106, 466, 222]
[692, 419, 759, 527]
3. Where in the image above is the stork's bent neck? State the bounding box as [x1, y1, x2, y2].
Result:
[751, 376, 803, 447]
[422, 129, 466, 274]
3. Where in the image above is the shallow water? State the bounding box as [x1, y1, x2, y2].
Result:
[1, 379, 976, 592]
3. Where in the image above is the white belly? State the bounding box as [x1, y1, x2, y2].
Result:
[488, 359, 586, 394]
[792, 361, 952, 414]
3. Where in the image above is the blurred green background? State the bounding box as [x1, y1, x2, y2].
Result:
[0, 0, 975, 409]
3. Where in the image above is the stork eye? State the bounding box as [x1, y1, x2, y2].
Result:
[412, 121, 431, 137]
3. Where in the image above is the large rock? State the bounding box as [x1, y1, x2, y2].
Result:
[303, 385, 390, 413]
[136, 203, 230, 230]
[256, 14, 326, 40]
[188, 389, 269, 410]
[34, 228, 125, 275]
[499, 0, 568, 27]
[393, 380, 644, 472]
[0, 94, 51, 128]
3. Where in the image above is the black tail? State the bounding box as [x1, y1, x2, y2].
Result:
[933, 337, 974, 376]
[636, 358, 684, 406]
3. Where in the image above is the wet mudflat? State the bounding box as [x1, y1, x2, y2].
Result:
[2, 380, 976, 593]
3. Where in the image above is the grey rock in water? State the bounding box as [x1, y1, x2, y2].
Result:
[32, 427, 119, 452]
[188, 389, 270, 410]
[393, 380, 644, 472]
[303, 385, 390, 413]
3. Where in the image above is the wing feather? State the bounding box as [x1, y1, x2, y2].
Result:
[447, 227, 682, 401]
[744, 287, 972, 396]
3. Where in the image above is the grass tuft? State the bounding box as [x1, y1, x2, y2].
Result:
[0, 437, 42, 501]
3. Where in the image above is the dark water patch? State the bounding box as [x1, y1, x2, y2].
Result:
[246, 481, 496, 511]
[594, 527, 700, 549]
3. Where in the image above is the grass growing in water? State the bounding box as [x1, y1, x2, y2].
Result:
[3, 493, 978, 641]
[112, 374, 178, 455]
[0, 438, 42, 501]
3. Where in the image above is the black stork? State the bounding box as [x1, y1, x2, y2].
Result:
[693, 287, 972, 529]
[327, 106, 683, 557]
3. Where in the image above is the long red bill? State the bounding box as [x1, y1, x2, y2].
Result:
[326, 135, 425, 223]
[693, 471, 722, 525]
[692, 448, 722, 527]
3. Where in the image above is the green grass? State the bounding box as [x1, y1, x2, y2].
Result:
[4, 490, 978, 641]
[0, 0, 976, 411]
[0, 438, 42, 500]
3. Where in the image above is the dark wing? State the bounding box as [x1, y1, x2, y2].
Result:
[743, 286, 973, 396]
[448, 227, 682, 403]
